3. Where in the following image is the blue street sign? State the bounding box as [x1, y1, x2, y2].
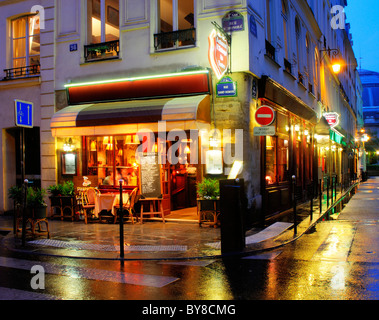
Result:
[14, 100, 33, 128]
[216, 77, 237, 97]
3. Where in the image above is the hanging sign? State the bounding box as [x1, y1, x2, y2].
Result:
[222, 10, 244, 32]
[323, 112, 340, 128]
[216, 77, 237, 97]
[208, 29, 229, 79]
[255, 105, 276, 126]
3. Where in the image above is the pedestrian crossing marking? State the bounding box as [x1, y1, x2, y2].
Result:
[158, 260, 215, 267]
[28, 239, 187, 252]
[0, 286, 60, 300]
[0, 256, 179, 288]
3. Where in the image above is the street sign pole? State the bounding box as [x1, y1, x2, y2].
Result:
[14, 100, 33, 244]
[22, 178, 28, 247]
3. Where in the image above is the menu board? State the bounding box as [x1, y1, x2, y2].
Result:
[138, 152, 161, 198]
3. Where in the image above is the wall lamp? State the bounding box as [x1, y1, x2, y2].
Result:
[320, 48, 342, 74]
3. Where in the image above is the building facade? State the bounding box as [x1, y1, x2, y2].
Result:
[0, 0, 362, 225]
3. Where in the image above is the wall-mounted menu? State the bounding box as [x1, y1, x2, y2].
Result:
[138, 152, 161, 198]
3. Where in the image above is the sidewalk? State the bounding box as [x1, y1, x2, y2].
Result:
[0, 181, 359, 261]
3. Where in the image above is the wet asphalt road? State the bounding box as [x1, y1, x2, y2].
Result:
[0, 179, 379, 304]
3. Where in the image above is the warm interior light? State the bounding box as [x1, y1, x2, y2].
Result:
[228, 160, 243, 179]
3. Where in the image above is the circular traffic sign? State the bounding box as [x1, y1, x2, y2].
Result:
[255, 105, 276, 126]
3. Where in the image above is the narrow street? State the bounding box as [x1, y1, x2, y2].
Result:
[0, 179, 378, 307]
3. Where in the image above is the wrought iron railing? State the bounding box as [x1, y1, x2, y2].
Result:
[154, 28, 196, 50]
[298, 72, 304, 85]
[3, 64, 40, 80]
[284, 58, 292, 74]
[265, 40, 276, 61]
[84, 40, 119, 62]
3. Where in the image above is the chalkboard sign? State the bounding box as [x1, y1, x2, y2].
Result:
[138, 152, 162, 198]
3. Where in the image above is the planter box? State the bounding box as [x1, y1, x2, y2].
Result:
[197, 199, 220, 228]
[49, 195, 77, 221]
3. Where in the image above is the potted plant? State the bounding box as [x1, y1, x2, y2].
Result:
[196, 178, 220, 227]
[47, 184, 63, 197]
[48, 181, 76, 220]
[196, 178, 220, 200]
[27, 187, 47, 219]
[8, 185, 23, 208]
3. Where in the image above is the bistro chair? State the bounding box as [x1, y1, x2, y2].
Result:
[114, 187, 138, 224]
[81, 187, 99, 224]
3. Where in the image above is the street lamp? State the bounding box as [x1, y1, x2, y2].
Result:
[320, 48, 342, 74]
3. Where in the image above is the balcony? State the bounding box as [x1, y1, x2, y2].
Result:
[284, 58, 292, 74]
[265, 40, 276, 61]
[84, 40, 119, 62]
[154, 28, 196, 51]
[3, 64, 40, 80]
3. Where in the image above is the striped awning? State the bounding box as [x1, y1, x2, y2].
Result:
[51, 95, 210, 136]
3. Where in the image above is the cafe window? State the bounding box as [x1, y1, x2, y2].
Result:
[11, 15, 40, 70]
[89, 0, 119, 43]
[85, 135, 140, 187]
[265, 111, 290, 185]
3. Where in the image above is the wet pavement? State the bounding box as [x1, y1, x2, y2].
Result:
[0, 179, 362, 261]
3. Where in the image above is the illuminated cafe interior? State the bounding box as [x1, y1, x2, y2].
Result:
[57, 132, 203, 219]
[51, 70, 217, 221]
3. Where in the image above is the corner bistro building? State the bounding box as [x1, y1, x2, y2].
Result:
[51, 70, 213, 216]
[50, 68, 331, 223]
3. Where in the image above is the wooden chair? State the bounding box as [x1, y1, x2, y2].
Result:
[114, 187, 138, 224]
[81, 188, 99, 224]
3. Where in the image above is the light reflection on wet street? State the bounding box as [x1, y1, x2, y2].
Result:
[1, 180, 379, 301]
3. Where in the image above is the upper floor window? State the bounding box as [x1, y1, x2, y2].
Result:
[89, 0, 119, 43]
[281, 0, 289, 57]
[295, 17, 303, 83]
[85, 0, 120, 62]
[6, 15, 40, 79]
[154, 0, 195, 50]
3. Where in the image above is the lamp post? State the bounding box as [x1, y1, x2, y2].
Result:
[320, 48, 342, 74]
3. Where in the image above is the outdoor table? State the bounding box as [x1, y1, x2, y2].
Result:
[94, 194, 116, 217]
[94, 193, 130, 217]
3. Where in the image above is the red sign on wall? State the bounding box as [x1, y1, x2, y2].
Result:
[208, 29, 229, 79]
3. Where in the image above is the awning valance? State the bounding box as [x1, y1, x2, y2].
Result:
[51, 95, 210, 137]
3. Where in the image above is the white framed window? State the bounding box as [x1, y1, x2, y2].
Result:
[11, 15, 40, 70]
[155, 0, 195, 50]
[88, 0, 119, 44]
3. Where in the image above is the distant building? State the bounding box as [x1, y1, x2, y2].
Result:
[359, 69, 379, 134]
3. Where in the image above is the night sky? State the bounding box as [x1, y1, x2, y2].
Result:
[345, 0, 379, 72]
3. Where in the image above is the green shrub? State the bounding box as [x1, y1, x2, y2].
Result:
[196, 178, 220, 199]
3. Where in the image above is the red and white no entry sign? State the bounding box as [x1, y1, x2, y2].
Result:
[255, 105, 276, 126]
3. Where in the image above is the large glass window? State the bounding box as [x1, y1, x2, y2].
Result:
[12, 15, 40, 70]
[86, 135, 139, 186]
[265, 111, 290, 185]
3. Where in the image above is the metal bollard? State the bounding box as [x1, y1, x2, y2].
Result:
[292, 175, 297, 236]
[326, 177, 330, 208]
[310, 180, 314, 221]
[319, 179, 322, 215]
[119, 179, 124, 259]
